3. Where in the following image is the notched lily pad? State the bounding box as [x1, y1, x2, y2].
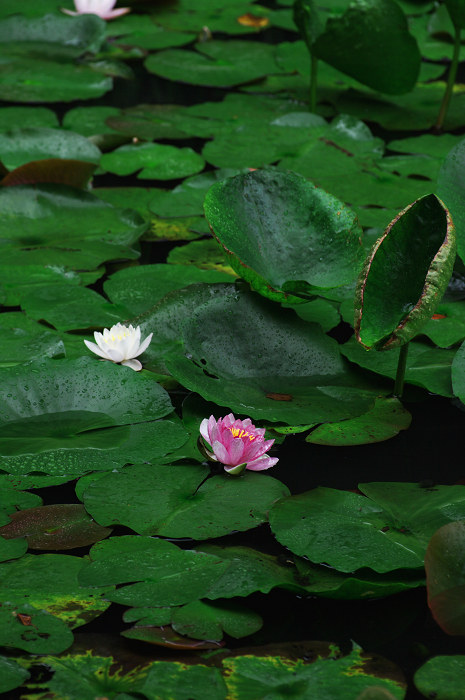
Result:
[355, 194, 456, 350]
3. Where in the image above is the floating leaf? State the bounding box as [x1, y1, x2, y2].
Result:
[204, 169, 364, 301]
[145, 41, 280, 87]
[0, 553, 113, 628]
[0, 656, 30, 694]
[306, 396, 412, 446]
[414, 655, 465, 700]
[269, 482, 465, 573]
[355, 194, 455, 350]
[0, 128, 100, 170]
[121, 625, 224, 649]
[0, 504, 112, 550]
[171, 600, 263, 641]
[223, 648, 406, 699]
[1, 159, 97, 188]
[82, 462, 289, 539]
[437, 138, 465, 266]
[0, 603, 73, 654]
[139, 661, 227, 699]
[100, 142, 205, 180]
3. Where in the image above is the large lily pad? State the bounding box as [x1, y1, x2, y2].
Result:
[269, 482, 465, 572]
[145, 41, 280, 87]
[0, 128, 101, 170]
[355, 194, 455, 350]
[204, 169, 364, 300]
[81, 462, 290, 539]
[414, 655, 465, 700]
[138, 282, 377, 423]
[100, 142, 205, 180]
[0, 553, 113, 628]
[0, 185, 146, 269]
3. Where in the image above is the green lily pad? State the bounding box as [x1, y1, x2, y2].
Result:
[82, 462, 290, 539]
[140, 661, 227, 700]
[149, 0, 271, 34]
[306, 396, 412, 445]
[204, 169, 364, 300]
[414, 655, 465, 700]
[100, 142, 205, 180]
[418, 301, 465, 347]
[0, 603, 73, 654]
[313, 0, 420, 94]
[171, 600, 263, 641]
[0, 128, 101, 170]
[149, 168, 248, 218]
[0, 312, 66, 367]
[0, 553, 113, 628]
[0, 13, 106, 55]
[0, 536, 27, 563]
[79, 536, 228, 606]
[0, 106, 59, 131]
[104, 263, 233, 316]
[0, 656, 30, 694]
[107, 15, 197, 49]
[425, 521, 465, 635]
[140, 283, 377, 423]
[269, 482, 465, 572]
[223, 648, 406, 699]
[0, 184, 146, 270]
[25, 652, 150, 699]
[342, 337, 454, 396]
[20, 283, 131, 331]
[0, 504, 112, 550]
[355, 194, 455, 350]
[144, 40, 280, 87]
[62, 106, 121, 137]
[166, 239, 237, 275]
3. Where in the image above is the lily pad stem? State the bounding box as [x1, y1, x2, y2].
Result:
[435, 26, 462, 131]
[393, 342, 409, 398]
[310, 53, 318, 113]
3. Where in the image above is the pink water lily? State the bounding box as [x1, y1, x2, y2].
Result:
[62, 0, 130, 19]
[199, 413, 278, 475]
[84, 323, 152, 371]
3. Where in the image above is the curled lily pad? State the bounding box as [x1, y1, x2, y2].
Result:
[204, 169, 364, 302]
[355, 194, 456, 350]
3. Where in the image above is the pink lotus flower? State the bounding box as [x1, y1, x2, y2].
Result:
[199, 413, 278, 475]
[62, 0, 130, 19]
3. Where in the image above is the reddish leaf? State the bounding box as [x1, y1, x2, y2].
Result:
[121, 625, 224, 649]
[0, 159, 96, 188]
[0, 504, 112, 550]
[425, 520, 465, 635]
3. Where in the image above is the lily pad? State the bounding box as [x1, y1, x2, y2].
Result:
[0, 128, 101, 170]
[145, 41, 280, 87]
[171, 600, 263, 640]
[140, 283, 377, 423]
[0, 656, 30, 694]
[204, 169, 364, 300]
[0, 185, 146, 270]
[414, 655, 465, 700]
[100, 142, 205, 180]
[355, 194, 455, 350]
[0, 504, 112, 550]
[0, 553, 114, 628]
[306, 396, 412, 445]
[269, 482, 465, 572]
[81, 462, 290, 539]
[0, 603, 74, 654]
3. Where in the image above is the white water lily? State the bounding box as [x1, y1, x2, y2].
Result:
[84, 323, 152, 371]
[62, 0, 130, 19]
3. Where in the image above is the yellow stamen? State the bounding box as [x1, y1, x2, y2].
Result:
[230, 427, 255, 441]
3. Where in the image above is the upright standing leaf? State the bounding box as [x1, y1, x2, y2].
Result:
[355, 194, 455, 350]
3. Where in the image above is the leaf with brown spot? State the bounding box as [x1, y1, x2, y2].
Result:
[266, 393, 293, 402]
[1, 159, 96, 188]
[237, 13, 269, 28]
[0, 504, 112, 550]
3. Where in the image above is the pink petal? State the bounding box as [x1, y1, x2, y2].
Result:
[211, 440, 231, 465]
[246, 455, 279, 471]
[227, 438, 246, 466]
[102, 7, 130, 17]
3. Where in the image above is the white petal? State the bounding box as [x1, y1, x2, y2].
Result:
[199, 418, 211, 444]
[104, 346, 125, 363]
[84, 339, 111, 360]
[133, 332, 153, 357]
[121, 359, 142, 371]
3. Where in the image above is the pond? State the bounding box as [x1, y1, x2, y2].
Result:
[1, 0, 465, 698]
